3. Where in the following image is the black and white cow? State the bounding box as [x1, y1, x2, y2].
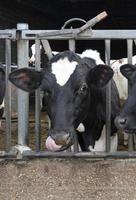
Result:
[29, 43, 133, 103]
[9, 50, 120, 152]
[115, 64, 136, 133]
[110, 55, 136, 101]
[29, 43, 58, 68]
[0, 66, 5, 126]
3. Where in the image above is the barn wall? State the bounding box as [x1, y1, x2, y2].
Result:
[0, 159, 136, 200]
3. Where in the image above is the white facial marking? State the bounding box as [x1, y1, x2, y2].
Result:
[88, 126, 118, 152]
[0, 100, 4, 109]
[80, 49, 104, 65]
[76, 123, 85, 132]
[52, 57, 77, 86]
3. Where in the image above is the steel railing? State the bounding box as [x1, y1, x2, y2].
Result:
[0, 23, 136, 159]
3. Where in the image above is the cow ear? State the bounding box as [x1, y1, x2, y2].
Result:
[120, 64, 136, 80]
[9, 68, 42, 92]
[89, 64, 114, 88]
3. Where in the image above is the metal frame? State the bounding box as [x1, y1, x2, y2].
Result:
[1, 24, 136, 159]
[0, 30, 16, 156]
[21, 29, 136, 40]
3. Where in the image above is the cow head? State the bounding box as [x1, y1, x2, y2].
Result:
[9, 51, 113, 151]
[115, 64, 136, 133]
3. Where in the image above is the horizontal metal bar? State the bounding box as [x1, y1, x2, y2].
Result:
[37, 11, 107, 39]
[0, 151, 16, 158]
[21, 30, 136, 40]
[1, 65, 42, 71]
[1, 150, 136, 159]
[22, 151, 136, 159]
[1, 29, 136, 40]
[0, 30, 16, 39]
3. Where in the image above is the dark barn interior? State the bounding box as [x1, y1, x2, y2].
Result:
[0, 0, 136, 60]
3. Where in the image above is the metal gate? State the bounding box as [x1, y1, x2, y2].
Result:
[1, 21, 136, 159]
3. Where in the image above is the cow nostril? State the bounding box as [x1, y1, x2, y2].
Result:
[56, 133, 71, 146]
[63, 133, 71, 144]
[115, 116, 127, 129]
[50, 131, 72, 146]
[119, 118, 127, 126]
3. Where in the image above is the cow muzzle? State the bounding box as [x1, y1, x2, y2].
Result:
[45, 129, 74, 151]
[115, 115, 136, 134]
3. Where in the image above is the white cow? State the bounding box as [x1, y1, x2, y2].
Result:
[110, 56, 136, 101]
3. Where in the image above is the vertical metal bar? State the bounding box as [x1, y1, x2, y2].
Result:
[5, 39, 11, 151]
[127, 39, 133, 151]
[105, 40, 111, 152]
[68, 39, 79, 152]
[35, 39, 41, 151]
[133, 40, 136, 47]
[17, 23, 29, 146]
[69, 39, 76, 52]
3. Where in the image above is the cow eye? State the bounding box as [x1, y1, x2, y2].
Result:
[44, 90, 51, 97]
[78, 83, 88, 95]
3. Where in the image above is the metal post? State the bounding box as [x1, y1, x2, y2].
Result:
[5, 39, 11, 151]
[127, 39, 133, 151]
[35, 39, 41, 151]
[68, 39, 76, 52]
[68, 39, 79, 152]
[17, 23, 29, 147]
[105, 40, 111, 152]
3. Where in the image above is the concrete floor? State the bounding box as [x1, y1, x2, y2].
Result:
[0, 158, 136, 200]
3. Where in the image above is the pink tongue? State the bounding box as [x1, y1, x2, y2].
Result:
[45, 136, 62, 151]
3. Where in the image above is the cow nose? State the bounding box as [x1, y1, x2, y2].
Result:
[114, 116, 127, 129]
[49, 130, 72, 146]
[119, 118, 127, 126]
